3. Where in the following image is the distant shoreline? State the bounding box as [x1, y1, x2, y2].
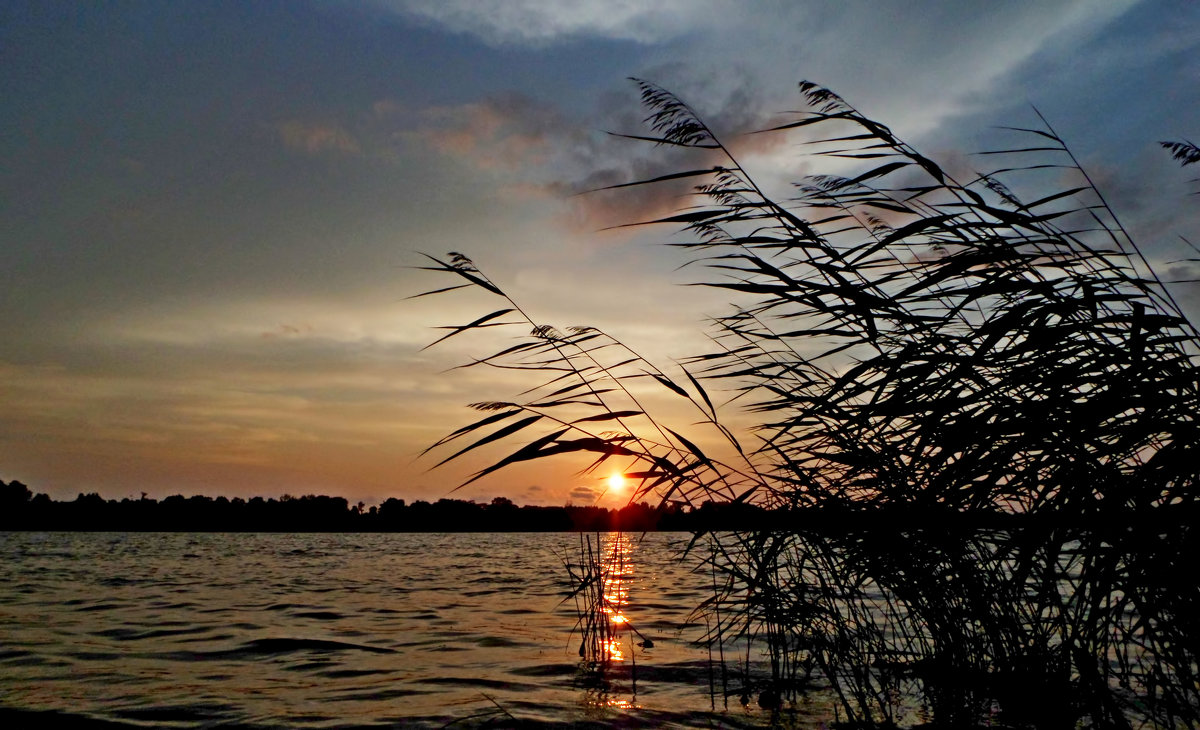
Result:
[0, 482, 778, 532]
[3, 478, 1191, 533]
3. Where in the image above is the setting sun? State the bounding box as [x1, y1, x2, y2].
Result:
[606, 473, 626, 492]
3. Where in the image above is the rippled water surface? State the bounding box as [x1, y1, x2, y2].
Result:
[0, 532, 831, 728]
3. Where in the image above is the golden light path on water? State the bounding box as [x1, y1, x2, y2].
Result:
[600, 532, 635, 665]
[590, 475, 635, 671]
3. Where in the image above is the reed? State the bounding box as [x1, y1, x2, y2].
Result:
[419, 80, 1200, 728]
[563, 532, 616, 666]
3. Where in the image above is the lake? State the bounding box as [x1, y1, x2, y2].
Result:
[0, 532, 842, 728]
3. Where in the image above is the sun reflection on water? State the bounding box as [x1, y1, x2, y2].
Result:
[575, 531, 650, 711]
[600, 532, 635, 661]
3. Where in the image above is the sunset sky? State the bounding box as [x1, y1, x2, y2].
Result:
[3, 0, 1197, 506]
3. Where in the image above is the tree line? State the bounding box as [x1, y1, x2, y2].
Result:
[5, 477, 1189, 534]
[0, 477, 798, 532]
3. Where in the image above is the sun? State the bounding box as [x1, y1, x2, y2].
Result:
[606, 473, 626, 492]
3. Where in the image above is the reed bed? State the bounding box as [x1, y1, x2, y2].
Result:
[419, 80, 1199, 728]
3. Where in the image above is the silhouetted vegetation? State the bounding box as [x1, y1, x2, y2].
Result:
[0, 478, 812, 532]
[1161, 138, 1200, 168]
[420, 80, 1200, 727]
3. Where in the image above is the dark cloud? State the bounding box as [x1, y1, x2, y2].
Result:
[513, 484, 554, 506]
[568, 485, 600, 504]
[554, 76, 786, 233]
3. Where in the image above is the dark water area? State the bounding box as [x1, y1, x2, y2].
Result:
[0, 532, 831, 729]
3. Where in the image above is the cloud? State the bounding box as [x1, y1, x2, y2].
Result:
[277, 94, 579, 175]
[402, 89, 718, 232]
[392, 74, 792, 235]
[277, 120, 362, 155]
[568, 485, 600, 503]
[513, 484, 554, 505]
[260, 323, 313, 340]
[552, 163, 701, 234]
[414, 95, 568, 169]
[383, 0, 726, 46]
[551, 78, 789, 234]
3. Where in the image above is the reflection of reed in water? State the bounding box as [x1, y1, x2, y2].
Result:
[565, 532, 653, 667]
[599, 532, 629, 662]
[565, 532, 614, 666]
[564, 532, 642, 711]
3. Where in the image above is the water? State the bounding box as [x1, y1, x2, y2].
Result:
[0, 532, 829, 728]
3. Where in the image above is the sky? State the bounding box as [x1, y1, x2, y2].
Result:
[2, 0, 1198, 506]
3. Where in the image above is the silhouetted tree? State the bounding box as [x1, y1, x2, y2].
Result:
[1, 479, 32, 508]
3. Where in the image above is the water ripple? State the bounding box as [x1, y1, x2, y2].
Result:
[0, 532, 780, 728]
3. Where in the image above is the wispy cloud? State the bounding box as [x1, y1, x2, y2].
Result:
[277, 120, 362, 156]
[413, 95, 568, 169]
[382, 0, 728, 45]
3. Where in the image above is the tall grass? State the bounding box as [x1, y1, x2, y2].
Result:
[418, 80, 1199, 728]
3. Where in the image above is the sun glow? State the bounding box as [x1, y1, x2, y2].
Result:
[606, 473, 626, 492]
